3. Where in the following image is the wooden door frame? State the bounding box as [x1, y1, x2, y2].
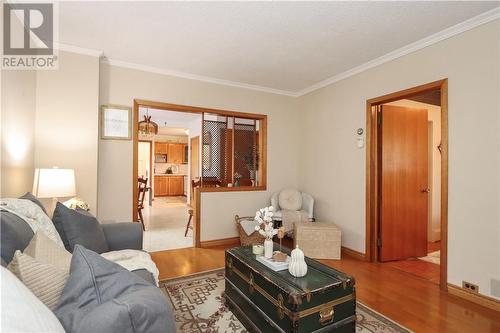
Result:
[189, 136, 200, 202]
[138, 139, 153, 185]
[133, 99, 268, 248]
[365, 79, 448, 291]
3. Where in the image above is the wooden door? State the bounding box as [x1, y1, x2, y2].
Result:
[190, 137, 200, 199]
[379, 105, 429, 261]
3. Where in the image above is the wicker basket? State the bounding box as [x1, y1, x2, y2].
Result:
[235, 215, 265, 246]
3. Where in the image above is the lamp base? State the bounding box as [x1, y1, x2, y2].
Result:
[48, 197, 59, 218]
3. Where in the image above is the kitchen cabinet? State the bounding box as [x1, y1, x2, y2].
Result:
[154, 176, 184, 196]
[168, 176, 184, 196]
[155, 142, 168, 154]
[167, 143, 185, 164]
[154, 142, 187, 164]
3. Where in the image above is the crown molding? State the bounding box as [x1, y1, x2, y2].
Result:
[55, 43, 104, 57]
[296, 7, 500, 97]
[100, 58, 298, 97]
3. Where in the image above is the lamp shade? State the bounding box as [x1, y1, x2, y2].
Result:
[33, 168, 76, 198]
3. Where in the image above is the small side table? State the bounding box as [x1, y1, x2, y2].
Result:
[294, 222, 341, 260]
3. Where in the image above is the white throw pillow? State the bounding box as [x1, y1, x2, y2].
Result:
[278, 189, 303, 211]
[24, 231, 72, 272]
[0, 266, 65, 333]
[8, 250, 69, 310]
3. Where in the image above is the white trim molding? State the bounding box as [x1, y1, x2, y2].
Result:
[55, 43, 103, 58]
[296, 7, 500, 96]
[100, 58, 297, 97]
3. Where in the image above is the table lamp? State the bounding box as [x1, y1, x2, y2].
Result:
[33, 167, 76, 216]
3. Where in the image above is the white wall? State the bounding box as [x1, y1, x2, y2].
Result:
[297, 20, 500, 297]
[98, 63, 301, 238]
[1, 70, 37, 197]
[387, 99, 441, 242]
[35, 51, 100, 213]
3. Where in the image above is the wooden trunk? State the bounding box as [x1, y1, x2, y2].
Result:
[224, 245, 356, 333]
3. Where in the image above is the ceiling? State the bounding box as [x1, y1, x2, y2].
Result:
[157, 127, 188, 136]
[59, 2, 499, 95]
[138, 107, 200, 133]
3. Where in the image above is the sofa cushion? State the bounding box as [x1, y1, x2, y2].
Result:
[24, 231, 72, 272]
[101, 249, 159, 285]
[1, 266, 65, 332]
[278, 188, 303, 211]
[55, 245, 175, 333]
[19, 192, 48, 215]
[132, 268, 156, 285]
[52, 203, 109, 254]
[0, 210, 34, 264]
[7, 250, 69, 310]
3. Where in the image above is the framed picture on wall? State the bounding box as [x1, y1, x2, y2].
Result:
[101, 105, 132, 140]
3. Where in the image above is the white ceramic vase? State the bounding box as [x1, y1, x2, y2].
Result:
[288, 245, 308, 277]
[264, 238, 274, 259]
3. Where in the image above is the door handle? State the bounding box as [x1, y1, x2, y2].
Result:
[420, 188, 430, 193]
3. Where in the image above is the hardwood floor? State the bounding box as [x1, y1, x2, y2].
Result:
[150, 246, 227, 280]
[383, 241, 441, 284]
[384, 259, 440, 284]
[428, 240, 441, 252]
[151, 246, 500, 333]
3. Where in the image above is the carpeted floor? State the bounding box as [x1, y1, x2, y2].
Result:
[160, 269, 412, 333]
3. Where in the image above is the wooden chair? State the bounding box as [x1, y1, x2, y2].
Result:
[185, 178, 222, 237]
[137, 177, 148, 231]
[185, 206, 194, 237]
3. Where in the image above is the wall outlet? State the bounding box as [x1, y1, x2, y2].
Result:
[462, 281, 479, 294]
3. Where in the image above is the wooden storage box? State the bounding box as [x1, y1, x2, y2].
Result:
[224, 245, 355, 333]
[294, 222, 341, 260]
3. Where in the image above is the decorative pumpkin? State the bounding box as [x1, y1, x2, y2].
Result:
[288, 245, 308, 277]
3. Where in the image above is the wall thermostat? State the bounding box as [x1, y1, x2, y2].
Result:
[356, 128, 364, 148]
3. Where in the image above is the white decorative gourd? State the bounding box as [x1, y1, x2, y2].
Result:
[288, 246, 308, 277]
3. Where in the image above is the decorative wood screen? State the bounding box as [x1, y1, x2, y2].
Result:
[202, 115, 260, 187]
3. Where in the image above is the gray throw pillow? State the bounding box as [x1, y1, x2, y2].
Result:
[55, 245, 175, 333]
[19, 192, 48, 215]
[52, 203, 109, 253]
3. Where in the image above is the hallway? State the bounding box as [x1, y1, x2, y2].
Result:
[142, 196, 193, 252]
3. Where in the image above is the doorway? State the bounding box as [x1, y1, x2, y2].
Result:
[366, 79, 448, 290]
[136, 106, 201, 252]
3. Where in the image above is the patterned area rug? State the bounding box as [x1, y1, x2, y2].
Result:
[160, 269, 412, 333]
